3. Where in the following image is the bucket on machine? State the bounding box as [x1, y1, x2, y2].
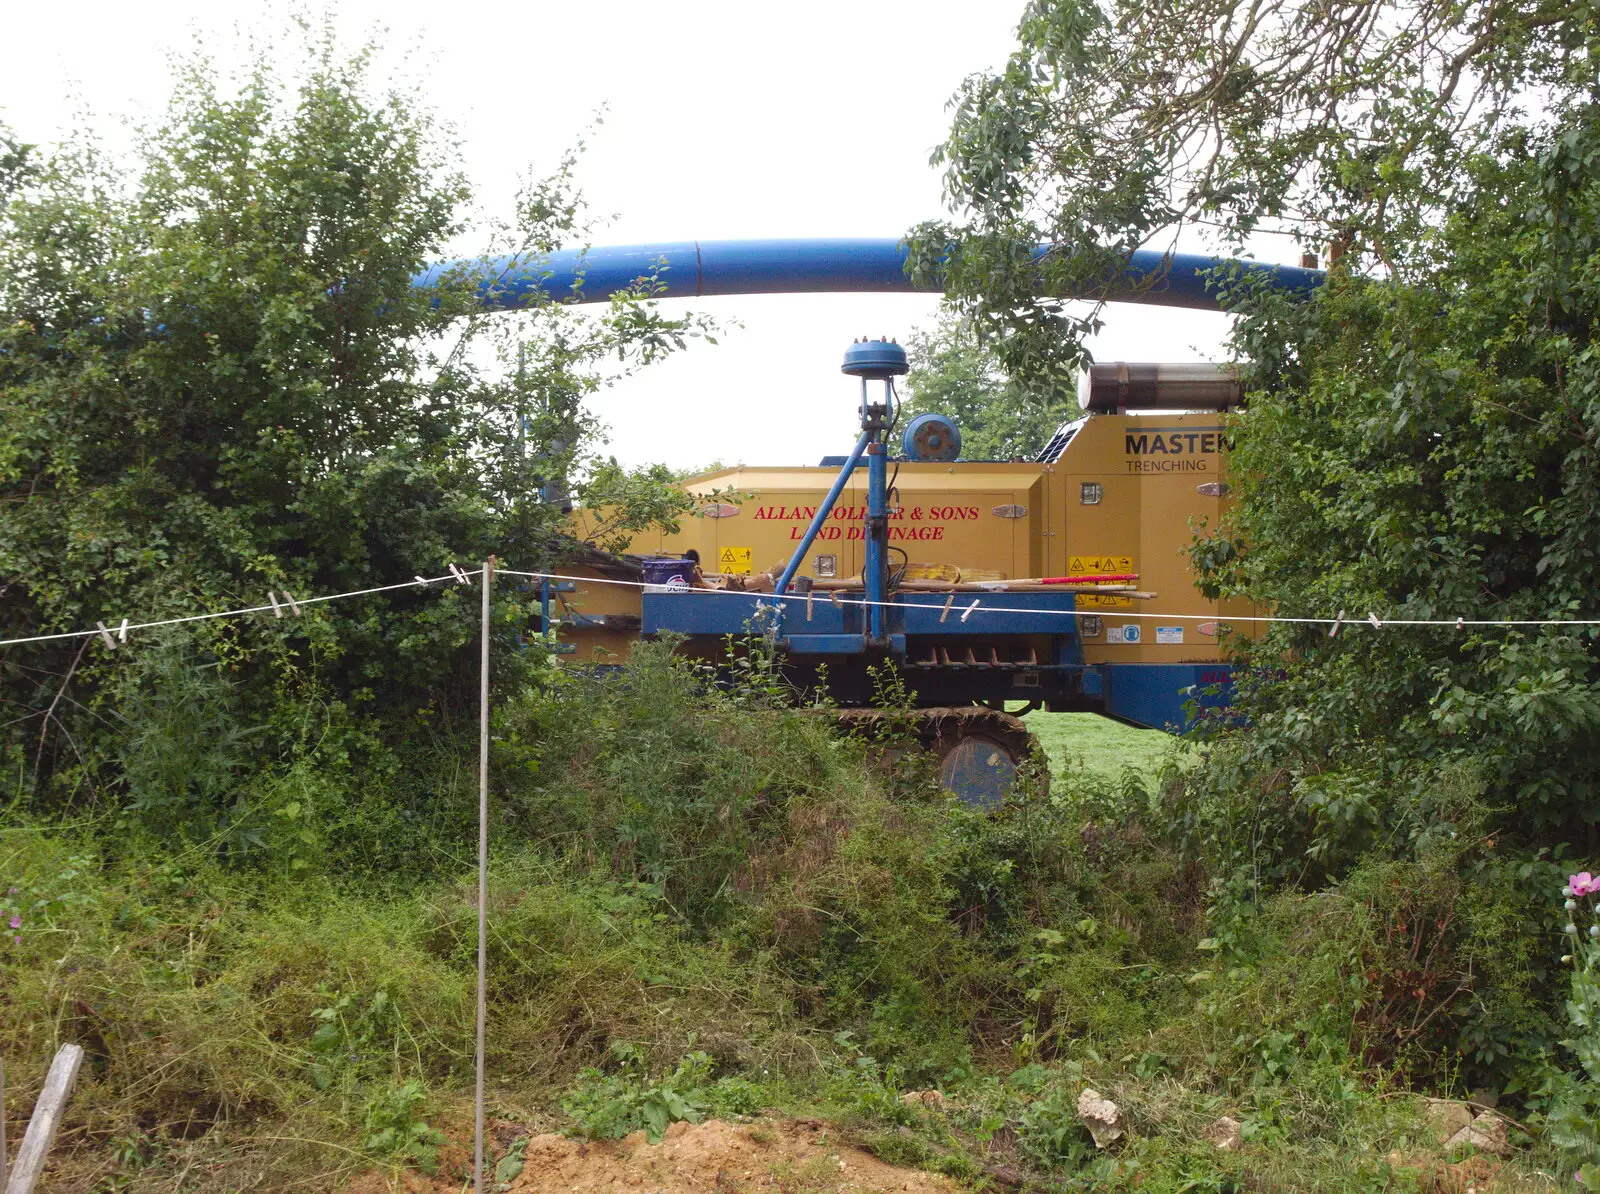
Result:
[640, 556, 696, 589]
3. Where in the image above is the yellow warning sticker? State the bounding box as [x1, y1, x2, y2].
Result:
[718, 546, 753, 575]
[1067, 555, 1133, 574]
[1067, 555, 1134, 607]
[1077, 593, 1134, 609]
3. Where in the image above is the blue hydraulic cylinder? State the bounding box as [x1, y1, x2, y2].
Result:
[774, 428, 872, 595]
[865, 441, 888, 643]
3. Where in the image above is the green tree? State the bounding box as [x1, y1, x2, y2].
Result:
[0, 25, 707, 859]
[913, 0, 1600, 856]
[899, 311, 1077, 460]
[912, 0, 1600, 1098]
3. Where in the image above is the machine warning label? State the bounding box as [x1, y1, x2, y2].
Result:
[1069, 555, 1135, 608]
[1068, 555, 1132, 573]
[1155, 626, 1184, 644]
[719, 546, 753, 574]
[1107, 625, 1142, 644]
[1077, 594, 1134, 610]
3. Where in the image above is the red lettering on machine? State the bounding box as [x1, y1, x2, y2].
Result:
[757, 504, 982, 535]
[754, 505, 980, 520]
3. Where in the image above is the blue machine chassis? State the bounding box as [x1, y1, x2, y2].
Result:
[640, 589, 1232, 732]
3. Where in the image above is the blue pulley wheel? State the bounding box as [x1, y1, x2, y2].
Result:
[903, 413, 962, 462]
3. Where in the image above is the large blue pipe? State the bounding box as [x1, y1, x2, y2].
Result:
[412, 238, 1322, 313]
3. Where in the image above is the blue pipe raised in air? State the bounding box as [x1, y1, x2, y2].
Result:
[412, 238, 1323, 313]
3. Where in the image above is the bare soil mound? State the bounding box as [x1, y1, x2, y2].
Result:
[356, 1118, 955, 1194]
[506, 1118, 954, 1194]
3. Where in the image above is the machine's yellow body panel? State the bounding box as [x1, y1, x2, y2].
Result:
[558, 411, 1257, 670]
[544, 564, 644, 663]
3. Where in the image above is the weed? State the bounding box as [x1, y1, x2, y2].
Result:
[307, 985, 406, 1092]
[1014, 1082, 1096, 1171]
[495, 1133, 530, 1185]
[562, 1046, 717, 1142]
[361, 1080, 447, 1173]
[0, 636, 1581, 1192]
[770, 1152, 852, 1194]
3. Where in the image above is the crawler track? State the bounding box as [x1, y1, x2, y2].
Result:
[831, 705, 1041, 806]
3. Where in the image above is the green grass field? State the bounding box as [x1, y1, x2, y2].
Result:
[1013, 708, 1182, 786]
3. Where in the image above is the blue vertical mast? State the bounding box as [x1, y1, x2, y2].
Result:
[773, 338, 907, 648]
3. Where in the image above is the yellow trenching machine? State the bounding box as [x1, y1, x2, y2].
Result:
[417, 238, 1320, 802]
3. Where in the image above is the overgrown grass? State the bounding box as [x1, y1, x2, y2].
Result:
[0, 643, 1580, 1192]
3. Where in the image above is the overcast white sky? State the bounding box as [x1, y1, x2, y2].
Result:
[1, 1, 1266, 469]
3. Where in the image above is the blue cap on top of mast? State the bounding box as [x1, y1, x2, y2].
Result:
[841, 337, 909, 379]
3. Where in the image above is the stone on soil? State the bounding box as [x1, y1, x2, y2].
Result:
[1076, 1088, 1125, 1148]
[1203, 1116, 1242, 1151]
[1444, 1112, 1509, 1157]
[1422, 1099, 1474, 1145]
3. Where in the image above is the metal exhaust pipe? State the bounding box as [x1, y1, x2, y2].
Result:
[1082, 362, 1242, 413]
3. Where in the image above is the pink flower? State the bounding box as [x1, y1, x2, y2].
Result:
[1571, 872, 1600, 898]
[6, 916, 17, 929]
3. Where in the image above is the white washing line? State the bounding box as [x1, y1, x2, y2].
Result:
[497, 569, 1600, 631]
[3, 562, 1595, 652]
[0, 569, 483, 650]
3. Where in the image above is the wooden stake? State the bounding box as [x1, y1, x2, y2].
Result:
[475, 557, 494, 1194]
[7, 1044, 84, 1194]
